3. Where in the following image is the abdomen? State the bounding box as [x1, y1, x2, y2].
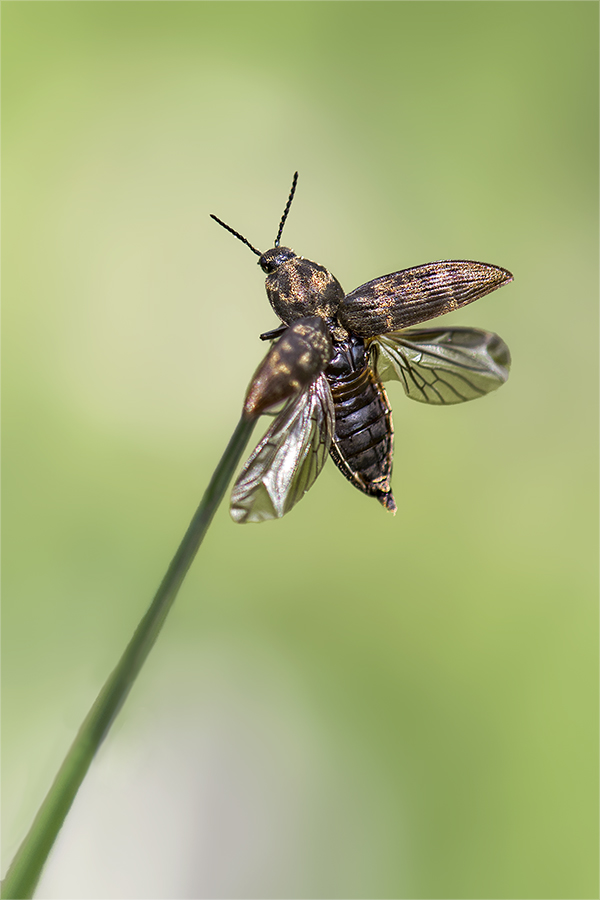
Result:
[326, 337, 396, 512]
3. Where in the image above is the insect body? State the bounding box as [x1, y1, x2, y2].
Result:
[211, 173, 513, 524]
[326, 334, 395, 511]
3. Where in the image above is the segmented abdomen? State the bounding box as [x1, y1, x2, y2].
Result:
[326, 337, 396, 512]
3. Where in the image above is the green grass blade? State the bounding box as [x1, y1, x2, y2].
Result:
[2, 414, 256, 900]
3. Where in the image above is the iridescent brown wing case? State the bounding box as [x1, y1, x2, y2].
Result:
[338, 260, 513, 336]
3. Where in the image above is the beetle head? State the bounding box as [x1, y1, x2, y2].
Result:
[259, 246, 297, 274]
[210, 173, 343, 324]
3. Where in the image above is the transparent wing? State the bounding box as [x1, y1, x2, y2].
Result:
[373, 327, 511, 404]
[231, 374, 335, 523]
[338, 260, 513, 337]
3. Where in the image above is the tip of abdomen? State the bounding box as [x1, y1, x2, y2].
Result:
[378, 490, 397, 514]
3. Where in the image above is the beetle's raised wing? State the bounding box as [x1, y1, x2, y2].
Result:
[231, 374, 334, 523]
[372, 326, 510, 405]
[244, 316, 333, 418]
[338, 261, 513, 337]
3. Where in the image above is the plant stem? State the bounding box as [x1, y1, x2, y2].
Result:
[2, 414, 256, 900]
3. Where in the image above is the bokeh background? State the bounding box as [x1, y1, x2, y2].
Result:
[3, 3, 598, 898]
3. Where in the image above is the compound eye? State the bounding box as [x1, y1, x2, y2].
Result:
[259, 255, 278, 274]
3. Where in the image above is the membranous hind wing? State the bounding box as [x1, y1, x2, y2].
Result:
[372, 327, 510, 404]
[338, 261, 513, 337]
[231, 375, 334, 523]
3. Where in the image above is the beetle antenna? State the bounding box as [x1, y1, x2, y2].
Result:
[274, 171, 298, 247]
[209, 214, 262, 257]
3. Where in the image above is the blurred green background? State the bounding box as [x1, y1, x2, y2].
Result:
[3, 2, 598, 898]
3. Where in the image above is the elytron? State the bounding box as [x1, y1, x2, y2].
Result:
[211, 173, 512, 524]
